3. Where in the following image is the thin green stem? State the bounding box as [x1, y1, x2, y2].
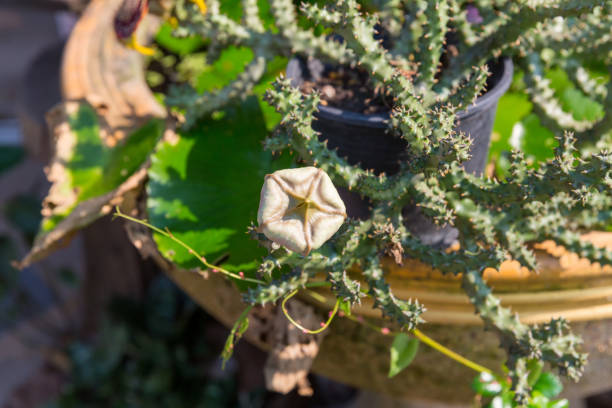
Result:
[412, 328, 492, 375]
[304, 281, 331, 289]
[115, 208, 491, 375]
[221, 304, 254, 368]
[302, 288, 493, 375]
[281, 289, 340, 334]
[114, 207, 266, 285]
[233, 304, 254, 331]
[302, 287, 328, 303]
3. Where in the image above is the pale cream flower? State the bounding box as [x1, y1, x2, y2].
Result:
[258, 167, 347, 256]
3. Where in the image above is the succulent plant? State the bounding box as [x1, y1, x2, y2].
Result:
[162, 1, 612, 401]
[168, 0, 611, 143]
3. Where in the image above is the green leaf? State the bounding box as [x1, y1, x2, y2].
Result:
[546, 67, 604, 122]
[155, 22, 204, 56]
[21, 103, 164, 268]
[533, 372, 563, 399]
[195, 47, 254, 94]
[490, 92, 532, 161]
[521, 113, 556, 164]
[527, 359, 544, 387]
[388, 333, 419, 378]
[221, 309, 250, 368]
[546, 68, 572, 95]
[547, 399, 569, 408]
[490, 71, 533, 178]
[559, 87, 603, 122]
[217, 0, 278, 27]
[41, 104, 164, 233]
[147, 97, 291, 280]
[472, 372, 504, 398]
[528, 390, 550, 408]
[339, 300, 352, 316]
[193, 47, 287, 131]
[219, 0, 243, 21]
[254, 55, 288, 131]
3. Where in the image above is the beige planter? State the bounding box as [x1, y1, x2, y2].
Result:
[60, 0, 612, 404]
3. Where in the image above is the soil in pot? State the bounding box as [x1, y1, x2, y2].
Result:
[287, 57, 513, 247]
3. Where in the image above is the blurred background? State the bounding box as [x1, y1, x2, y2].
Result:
[0, 1, 610, 407]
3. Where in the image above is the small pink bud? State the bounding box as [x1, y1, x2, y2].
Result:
[302, 329, 308, 334]
[239, 271, 245, 279]
[381, 327, 390, 335]
[328, 311, 334, 317]
[320, 322, 325, 327]
[211, 268, 218, 273]
[466, 5, 483, 24]
[338, 311, 345, 317]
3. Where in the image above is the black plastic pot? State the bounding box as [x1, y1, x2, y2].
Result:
[287, 58, 513, 247]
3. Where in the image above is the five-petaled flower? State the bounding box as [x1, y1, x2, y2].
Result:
[257, 167, 347, 256]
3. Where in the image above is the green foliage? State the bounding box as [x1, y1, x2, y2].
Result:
[64, 105, 161, 203]
[193, 46, 253, 93]
[472, 372, 504, 398]
[532, 373, 564, 400]
[338, 299, 352, 316]
[48, 277, 255, 408]
[491, 62, 608, 177]
[155, 22, 204, 56]
[388, 333, 419, 378]
[169, 0, 612, 142]
[40, 104, 164, 233]
[147, 97, 290, 277]
[472, 370, 568, 408]
[221, 306, 251, 368]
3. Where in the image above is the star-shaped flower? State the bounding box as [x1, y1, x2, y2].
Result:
[257, 167, 347, 256]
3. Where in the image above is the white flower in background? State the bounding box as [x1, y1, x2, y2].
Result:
[257, 167, 347, 256]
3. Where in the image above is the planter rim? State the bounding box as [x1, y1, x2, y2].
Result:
[308, 57, 513, 128]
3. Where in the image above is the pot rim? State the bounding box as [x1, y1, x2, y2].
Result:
[301, 57, 514, 128]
